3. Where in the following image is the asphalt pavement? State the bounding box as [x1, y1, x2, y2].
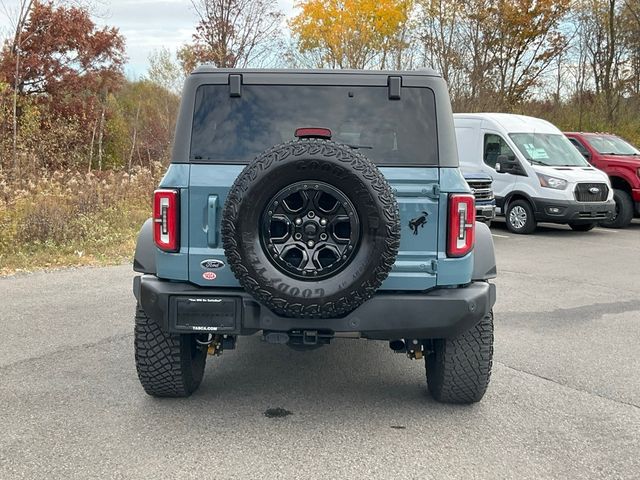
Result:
[1, 221, 639, 479]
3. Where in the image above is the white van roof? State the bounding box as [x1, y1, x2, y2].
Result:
[453, 113, 560, 135]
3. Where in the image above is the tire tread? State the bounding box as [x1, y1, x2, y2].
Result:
[426, 312, 494, 404]
[134, 305, 205, 397]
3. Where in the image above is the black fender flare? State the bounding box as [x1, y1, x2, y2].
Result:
[503, 190, 536, 212]
[472, 222, 497, 281]
[133, 219, 156, 275]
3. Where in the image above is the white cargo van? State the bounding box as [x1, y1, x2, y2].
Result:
[454, 113, 615, 233]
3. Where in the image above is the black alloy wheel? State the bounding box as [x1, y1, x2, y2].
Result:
[261, 181, 360, 281]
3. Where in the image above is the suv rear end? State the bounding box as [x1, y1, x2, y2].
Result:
[132, 69, 497, 404]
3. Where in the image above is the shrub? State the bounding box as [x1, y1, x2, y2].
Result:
[0, 165, 162, 274]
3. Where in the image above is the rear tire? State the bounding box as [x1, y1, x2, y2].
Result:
[600, 188, 633, 229]
[569, 223, 596, 232]
[505, 200, 537, 234]
[425, 312, 494, 404]
[134, 304, 207, 397]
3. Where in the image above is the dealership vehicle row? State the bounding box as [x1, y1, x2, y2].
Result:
[458, 112, 640, 234]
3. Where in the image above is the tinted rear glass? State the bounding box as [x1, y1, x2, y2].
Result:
[190, 85, 438, 165]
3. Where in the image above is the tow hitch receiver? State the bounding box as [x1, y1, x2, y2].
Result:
[263, 330, 333, 347]
[303, 330, 318, 345]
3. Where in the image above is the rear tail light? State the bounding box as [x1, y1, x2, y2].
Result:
[447, 194, 475, 257]
[153, 189, 179, 252]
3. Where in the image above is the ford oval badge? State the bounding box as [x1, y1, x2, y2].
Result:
[201, 259, 225, 270]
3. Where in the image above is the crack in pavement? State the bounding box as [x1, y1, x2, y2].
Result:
[497, 361, 640, 411]
[0, 332, 133, 372]
[497, 300, 640, 323]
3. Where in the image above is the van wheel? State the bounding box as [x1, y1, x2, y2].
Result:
[600, 189, 633, 229]
[569, 223, 596, 232]
[425, 312, 494, 404]
[505, 200, 536, 234]
[134, 305, 207, 397]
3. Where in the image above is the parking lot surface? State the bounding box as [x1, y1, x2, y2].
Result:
[1, 221, 639, 479]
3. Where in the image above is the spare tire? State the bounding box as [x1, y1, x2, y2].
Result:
[221, 139, 400, 318]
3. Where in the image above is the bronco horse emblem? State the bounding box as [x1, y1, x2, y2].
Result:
[409, 211, 429, 235]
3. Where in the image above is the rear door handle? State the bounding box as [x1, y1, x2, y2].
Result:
[207, 195, 218, 247]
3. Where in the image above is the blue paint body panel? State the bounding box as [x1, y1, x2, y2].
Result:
[154, 163, 475, 291]
[378, 167, 439, 290]
[187, 164, 244, 287]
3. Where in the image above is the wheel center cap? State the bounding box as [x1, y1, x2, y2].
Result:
[304, 222, 318, 236]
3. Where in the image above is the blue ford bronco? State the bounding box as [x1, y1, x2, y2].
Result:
[132, 68, 497, 404]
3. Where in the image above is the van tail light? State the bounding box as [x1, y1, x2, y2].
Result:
[153, 189, 180, 252]
[447, 194, 475, 257]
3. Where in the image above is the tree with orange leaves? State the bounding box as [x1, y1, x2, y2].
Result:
[290, 0, 413, 69]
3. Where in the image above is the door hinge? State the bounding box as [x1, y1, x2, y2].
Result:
[425, 259, 438, 274]
[229, 74, 242, 97]
[388, 76, 402, 100]
[427, 184, 440, 198]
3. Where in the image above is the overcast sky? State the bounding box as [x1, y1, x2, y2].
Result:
[0, 0, 296, 78]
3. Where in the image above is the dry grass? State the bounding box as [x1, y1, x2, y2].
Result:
[0, 165, 163, 275]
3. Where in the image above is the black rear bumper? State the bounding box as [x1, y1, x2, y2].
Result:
[134, 276, 496, 340]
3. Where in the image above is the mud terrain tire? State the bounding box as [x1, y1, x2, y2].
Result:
[425, 311, 494, 404]
[134, 305, 207, 397]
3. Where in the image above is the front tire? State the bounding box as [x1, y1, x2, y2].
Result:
[134, 305, 207, 397]
[505, 200, 537, 234]
[425, 312, 494, 404]
[600, 188, 633, 229]
[569, 222, 596, 232]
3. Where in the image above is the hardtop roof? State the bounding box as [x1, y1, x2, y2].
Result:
[191, 66, 441, 77]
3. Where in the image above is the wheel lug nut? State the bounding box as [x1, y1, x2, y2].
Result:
[308, 211, 315, 218]
[320, 218, 327, 226]
[295, 218, 302, 225]
[320, 233, 328, 241]
[294, 233, 302, 240]
[307, 240, 315, 248]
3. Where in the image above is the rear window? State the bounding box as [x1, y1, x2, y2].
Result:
[190, 84, 438, 165]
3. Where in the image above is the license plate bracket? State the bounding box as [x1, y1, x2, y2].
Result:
[170, 296, 239, 333]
